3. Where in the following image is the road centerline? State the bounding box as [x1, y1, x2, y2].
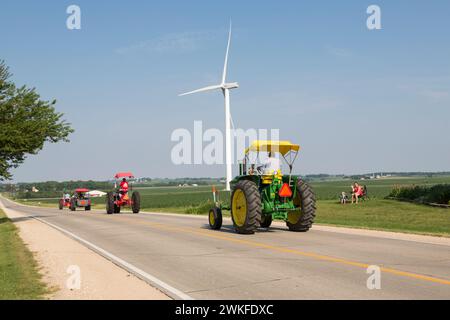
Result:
[105, 214, 450, 287]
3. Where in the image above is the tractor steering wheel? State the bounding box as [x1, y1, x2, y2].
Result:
[256, 166, 264, 175]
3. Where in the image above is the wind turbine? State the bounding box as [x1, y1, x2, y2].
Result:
[179, 24, 239, 191]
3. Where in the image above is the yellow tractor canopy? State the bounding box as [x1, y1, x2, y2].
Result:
[245, 140, 300, 156]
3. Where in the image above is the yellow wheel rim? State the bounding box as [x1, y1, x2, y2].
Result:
[232, 189, 247, 227]
[288, 192, 302, 224]
[209, 210, 215, 226]
[287, 211, 301, 224]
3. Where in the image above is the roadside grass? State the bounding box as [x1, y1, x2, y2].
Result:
[0, 209, 49, 299]
[315, 199, 450, 237]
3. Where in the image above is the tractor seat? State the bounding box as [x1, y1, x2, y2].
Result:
[261, 170, 283, 184]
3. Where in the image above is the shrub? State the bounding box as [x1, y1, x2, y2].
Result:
[389, 184, 450, 205]
[426, 185, 450, 204]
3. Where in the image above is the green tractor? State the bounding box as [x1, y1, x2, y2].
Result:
[209, 140, 316, 235]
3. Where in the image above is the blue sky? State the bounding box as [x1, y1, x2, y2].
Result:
[1, 0, 449, 182]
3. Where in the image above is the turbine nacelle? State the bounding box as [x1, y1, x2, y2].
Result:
[222, 82, 239, 90]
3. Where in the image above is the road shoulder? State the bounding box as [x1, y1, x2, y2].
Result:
[1, 201, 170, 300]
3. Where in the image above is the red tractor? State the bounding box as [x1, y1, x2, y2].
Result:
[59, 192, 71, 210]
[59, 188, 92, 211]
[106, 172, 140, 214]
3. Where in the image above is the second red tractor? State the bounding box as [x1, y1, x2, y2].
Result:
[59, 188, 92, 211]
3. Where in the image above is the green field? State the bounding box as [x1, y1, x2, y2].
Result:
[0, 209, 49, 299]
[10, 175, 450, 237]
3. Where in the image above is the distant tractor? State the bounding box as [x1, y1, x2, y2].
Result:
[59, 193, 71, 210]
[106, 172, 140, 214]
[209, 140, 316, 235]
[59, 188, 92, 211]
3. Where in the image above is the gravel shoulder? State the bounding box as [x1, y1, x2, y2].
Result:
[1, 201, 170, 300]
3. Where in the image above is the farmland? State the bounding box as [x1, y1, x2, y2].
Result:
[12, 175, 450, 211]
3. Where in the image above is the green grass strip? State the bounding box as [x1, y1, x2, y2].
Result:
[0, 209, 49, 299]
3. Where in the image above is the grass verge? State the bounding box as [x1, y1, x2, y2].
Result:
[0, 209, 49, 299]
[315, 200, 450, 237]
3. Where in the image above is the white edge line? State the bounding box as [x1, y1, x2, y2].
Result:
[0, 198, 193, 300]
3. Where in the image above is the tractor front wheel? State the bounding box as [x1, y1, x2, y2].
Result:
[208, 207, 222, 230]
[106, 192, 114, 214]
[231, 180, 261, 234]
[286, 180, 316, 232]
[85, 205, 91, 211]
[260, 214, 273, 228]
[114, 204, 121, 213]
[132, 192, 140, 214]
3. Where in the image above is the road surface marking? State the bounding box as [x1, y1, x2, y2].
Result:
[0, 200, 193, 300]
[110, 214, 450, 287]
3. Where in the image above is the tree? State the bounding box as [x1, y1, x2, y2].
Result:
[0, 60, 74, 180]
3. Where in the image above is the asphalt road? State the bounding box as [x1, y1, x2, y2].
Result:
[2, 197, 450, 300]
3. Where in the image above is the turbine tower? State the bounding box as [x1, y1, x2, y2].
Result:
[179, 23, 238, 191]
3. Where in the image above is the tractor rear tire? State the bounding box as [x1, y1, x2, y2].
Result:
[106, 192, 114, 214]
[208, 207, 222, 230]
[260, 214, 273, 228]
[59, 200, 63, 210]
[231, 180, 261, 235]
[286, 179, 316, 232]
[132, 192, 140, 214]
[70, 199, 76, 212]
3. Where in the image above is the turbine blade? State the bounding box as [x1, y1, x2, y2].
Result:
[179, 84, 222, 96]
[221, 22, 232, 85]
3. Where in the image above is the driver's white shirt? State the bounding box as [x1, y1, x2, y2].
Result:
[263, 157, 281, 174]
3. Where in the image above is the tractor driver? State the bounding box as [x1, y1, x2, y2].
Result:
[119, 178, 129, 198]
[64, 193, 71, 203]
[261, 152, 281, 175]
